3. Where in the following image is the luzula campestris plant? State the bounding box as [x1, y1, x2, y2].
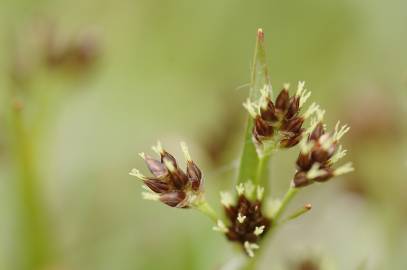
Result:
[129, 29, 354, 264]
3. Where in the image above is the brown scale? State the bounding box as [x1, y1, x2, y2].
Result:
[224, 195, 271, 247]
[142, 150, 202, 208]
[293, 123, 338, 188]
[253, 87, 306, 148]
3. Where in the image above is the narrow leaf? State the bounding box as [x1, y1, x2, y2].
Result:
[237, 29, 272, 184]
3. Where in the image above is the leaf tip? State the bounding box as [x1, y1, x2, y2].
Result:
[257, 28, 264, 41]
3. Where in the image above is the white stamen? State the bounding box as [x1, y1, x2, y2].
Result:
[283, 83, 291, 90]
[212, 220, 228, 233]
[259, 86, 271, 110]
[334, 162, 354, 176]
[256, 186, 265, 200]
[139, 152, 146, 160]
[300, 91, 311, 108]
[306, 163, 327, 179]
[330, 145, 347, 164]
[243, 99, 258, 118]
[236, 183, 245, 195]
[220, 191, 233, 207]
[142, 192, 160, 201]
[237, 213, 246, 223]
[254, 225, 265, 236]
[152, 141, 163, 155]
[244, 241, 259, 258]
[129, 169, 148, 180]
[296, 81, 306, 96]
[303, 103, 320, 119]
[180, 141, 192, 161]
[333, 121, 350, 141]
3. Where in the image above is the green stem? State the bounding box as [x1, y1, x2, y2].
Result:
[194, 199, 218, 222]
[10, 99, 51, 270]
[273, 185, 299, 221]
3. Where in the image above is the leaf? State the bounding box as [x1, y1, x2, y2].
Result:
[236, 29, 272, 184]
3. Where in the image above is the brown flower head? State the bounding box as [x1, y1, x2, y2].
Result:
[213, 181, 271, 257]
[130, 142, 203, 208]
[244, 82, 320, 156]
[293, 110, 354, 188]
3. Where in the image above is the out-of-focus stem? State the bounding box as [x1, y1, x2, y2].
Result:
[194, 198, 218, 223]
[10, 99, 51, 270]
[254, 154, 272, 195]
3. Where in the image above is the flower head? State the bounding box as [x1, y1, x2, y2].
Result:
[130, 142, 203, 208]
[215, 181, 271, 257]
[293, 112, 354, 188]
[244, 82, 318, 156]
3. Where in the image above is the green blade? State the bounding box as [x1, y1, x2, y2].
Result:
[237, 29, 272, 184]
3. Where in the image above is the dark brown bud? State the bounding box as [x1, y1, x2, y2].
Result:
[187, 161, 202, 191]
[254, 117, 274, 137]
[144, 179, 169, 193]
[309, 123, 325, 141]
[310, 148, 330, 163]
[296, 153, 312, 171]
[293, 171, 312, 187]
[143, 155, 168, 178]
[283, 117, 304, 133]
[161, 151, 178, 168]
[159, 191, 187, 207]
[287, 96, 300, 119]
[275, 89, 290, 111]
[260, 100, 278, 122]
[280, 134, 302, 148]
[168, 169, 189, 189]
[313, 168, 333, 182]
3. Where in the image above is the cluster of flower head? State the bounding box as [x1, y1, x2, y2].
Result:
[129, 142, 203, 208]
[243, 82, 320, 156]
[213, 181, 271, 257]
[129, 79, 354, 259]
[293, 110, 354, 188]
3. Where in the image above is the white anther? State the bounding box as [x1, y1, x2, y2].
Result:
[254, 225, 265, 236]
[244, 241, 260, 258]
[180, 141, 192, 161]
[237, 213, 247, 223]
[334, 162, 354, 176]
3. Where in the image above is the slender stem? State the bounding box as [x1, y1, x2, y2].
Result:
[194, 199, 218, 222]
[10, 99, 51, 270]
[254, 156, 265, 185]
[280, 203, 311, 224]
[273, 185, 299, 221]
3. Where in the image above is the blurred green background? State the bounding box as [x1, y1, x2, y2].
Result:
[1, 0, 407, 269]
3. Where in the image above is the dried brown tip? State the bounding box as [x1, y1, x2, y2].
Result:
[304, 203, 312, 210]
[257, 28, 264, 41]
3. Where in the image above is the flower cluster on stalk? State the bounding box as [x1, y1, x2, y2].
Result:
[293, 110, 354, 188]
[244, 82, 319, 157]
[213, 181, 271, 257]
[129, 142, 203, 208]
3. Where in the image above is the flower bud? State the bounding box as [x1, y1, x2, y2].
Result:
[130, 142, 203, 208]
